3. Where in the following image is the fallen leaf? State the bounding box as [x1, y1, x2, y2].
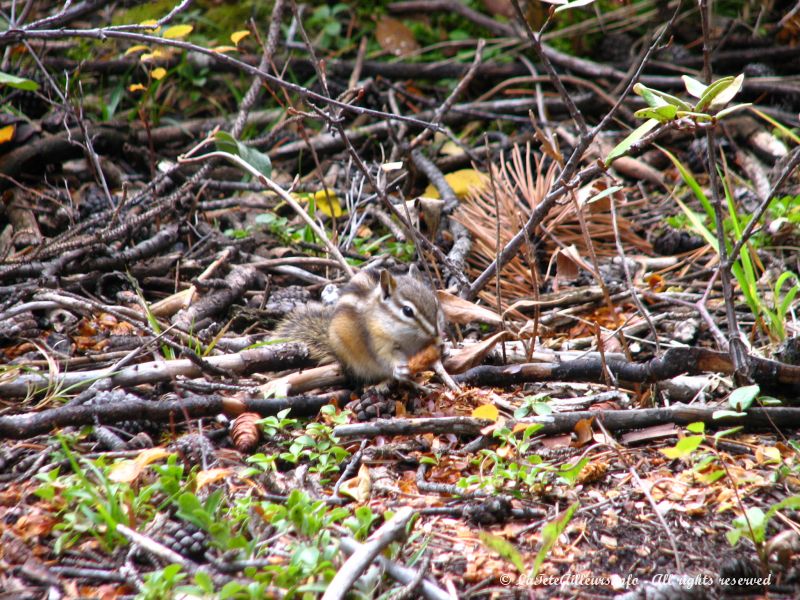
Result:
[443, 330, 513, 373]
[472, 403, 499, 421]
[437, 290, 503, 325]
[375, 17, 420, 57]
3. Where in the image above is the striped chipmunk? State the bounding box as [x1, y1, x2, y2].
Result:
[275, 265, 444, 387]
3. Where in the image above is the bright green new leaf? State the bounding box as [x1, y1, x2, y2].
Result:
[0, 71, 39, 91]
[715, 103, 752, 119]
[605, 118, 659, 166]
[478, 532, 526, 574]
[686, 422, 705, 434]
[634, 105, 677, 122]
[660, 435, 703, 459]
[633, 83, 667, 109]
[531, 502, 579, 578]
[214, 131, 272, 177]
[728, 384, 759, 412]
[648, 88, 693, 111]
[696, 76, 735, 112]
[708, 73, 744, 110]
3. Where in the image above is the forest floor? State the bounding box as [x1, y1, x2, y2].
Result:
[2, 1, 800, 598]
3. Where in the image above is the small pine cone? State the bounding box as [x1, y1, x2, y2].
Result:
[158, 518, 209, 561]
[171, 433, 217, 470]
[231, 412, 261, 453]
[463, 496, 513, 526]
[348, 388, 396, 421]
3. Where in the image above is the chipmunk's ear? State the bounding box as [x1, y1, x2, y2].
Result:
[379, 269, 396, 299]
[408, 264, 422, 280]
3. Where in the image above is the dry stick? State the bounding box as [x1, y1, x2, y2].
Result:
[609, 194, 661, 353]
[409, 38, 486, 150]
[180, 149, 354, 278]
[322, 508, 415, 600]
[511, 0, 588, 136]
[231, 0, 286, 138]
[0, 27, 439, 133]
[698, 3, 749, 381]
[21, 40, 115, 209]
[338, 537, 450, 600]
[462, 13, 677, 301]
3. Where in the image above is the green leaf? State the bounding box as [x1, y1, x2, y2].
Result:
[728, 384, 759, 412]
[712, 409, 746, 419]
[682, 75, 707, 98]
[633, 83, 667, 109]
[660, 147, 714, 221]
[708, 73, 744, 110]
[531, 502, 579, 578]
[558, 457, 589, 486]
[0, 71, 39, 91]
[214, 131, 272, 177]
[660, 435, 703, 459]
[713, 425, 744, 438]
[478, 532, 526, 574]
[715, 103, 752, 119]
[686, 422, 705, 434]
[605, 118, 658, 166]
[634, 104, 677, 122]
[648, 88, 692, 111]
[696, 76, 735, 112]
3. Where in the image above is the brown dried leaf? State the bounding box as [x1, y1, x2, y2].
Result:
[375, 17, 419, 57]
[444, 330, 513, 374]
[572, 417, 594, 448]
[437, 290, 503, 325]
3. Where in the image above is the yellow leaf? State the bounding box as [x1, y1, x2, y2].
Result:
[163, 24, 193, 39]
[472, 404, 499, 421]
[109, 448, 171, 483]
[124, 44, 150, 56]
[313, 189, 343, 218]
[196, 468, 232, 489]
[150, 67, 167, 80]
[423, 168, 488, 199]
[139, 19, 160, 33]
[140, 49, 166, 62]
[109, 459, 140, 483]
[128, 83, 147, 92]
[338, 464, 372, 503]
[0, 124, 15, 144]
[213, 46, 240, 54]
[231, 30, 250, 44]
[440, 141, 464, 157]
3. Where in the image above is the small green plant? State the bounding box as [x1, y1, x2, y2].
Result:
[137, 564, 187, 600]
[35, 438, 138, 553]
[531, 502, 580, 578]
[606, 73, 750, 165]
[305, 3, 351, 51]
[727, 496, 800, 567]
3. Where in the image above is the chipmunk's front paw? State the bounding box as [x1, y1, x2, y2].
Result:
[392, 362, 411, 381]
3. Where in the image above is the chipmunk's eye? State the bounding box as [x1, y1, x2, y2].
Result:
[402, 305, 414, 318]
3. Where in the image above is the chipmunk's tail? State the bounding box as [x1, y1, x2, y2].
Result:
[274, 303, 336, 363]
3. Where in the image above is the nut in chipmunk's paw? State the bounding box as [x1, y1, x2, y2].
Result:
[407, 343, 442, 374]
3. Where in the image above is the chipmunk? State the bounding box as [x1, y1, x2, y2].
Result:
[275, 266, 443, 386]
